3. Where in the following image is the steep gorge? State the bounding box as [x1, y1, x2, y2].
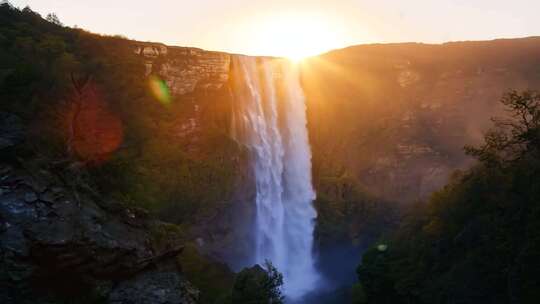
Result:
[128, 36, 540, 294]
[2, 7, 540, 302]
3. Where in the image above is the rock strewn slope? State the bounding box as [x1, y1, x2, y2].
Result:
[0, 152, 198, 304]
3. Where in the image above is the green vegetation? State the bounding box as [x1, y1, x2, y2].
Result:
[175, 254, 284, 304]
[228, 261, 284, 304]
[356, 90, 540, 304]
[314, 173, 396, 247]
[176, 243, 235, 304]
[0, 2, 238, 228]
[0, 6, 271, 303]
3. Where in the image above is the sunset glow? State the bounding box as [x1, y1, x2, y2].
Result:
[246, 13, 349, 60]
[2, 0, 540, 302]
[10, 0, 539, 58]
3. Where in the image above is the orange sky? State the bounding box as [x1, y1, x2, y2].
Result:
[10, 0, 540, 57]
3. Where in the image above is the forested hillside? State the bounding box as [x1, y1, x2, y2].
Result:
[0, 2, 242, 234]
[355, 91, 540, 304]
[0, 4, 241, 303]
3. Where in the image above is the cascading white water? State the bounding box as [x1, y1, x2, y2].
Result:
[230, 55, 319, 300]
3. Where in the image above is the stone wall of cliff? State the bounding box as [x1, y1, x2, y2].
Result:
[133, 42, 230, 95]
[302, 38, 540, 203]
[0, 136, 199, 304]
[130, 42, 257, 268]
[133, 37, 540, 206]
[129, 38, 540, 261]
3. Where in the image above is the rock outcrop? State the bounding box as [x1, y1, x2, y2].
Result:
[0, 153, 198, 303]
[134, 42, 230, 95]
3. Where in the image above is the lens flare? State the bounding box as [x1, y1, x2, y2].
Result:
[377, 244, 388, 252]
[63, 85, 123, 165]
[149, 75, 171, 105]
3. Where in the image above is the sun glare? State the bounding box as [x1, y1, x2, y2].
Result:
[248, 13, 347, 61]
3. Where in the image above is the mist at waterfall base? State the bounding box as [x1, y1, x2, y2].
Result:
[230, 56, 322, 300]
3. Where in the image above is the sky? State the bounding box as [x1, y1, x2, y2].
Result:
[9, 0, 540, 57]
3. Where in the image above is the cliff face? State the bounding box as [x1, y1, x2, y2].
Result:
[134, 37, 540, 205]
[130, 43, 256, 267]
[302, 38, 540, 203]
[134, 43, 230, 95]
[128, 38, 540, 260]
[0, 144, 198, 304]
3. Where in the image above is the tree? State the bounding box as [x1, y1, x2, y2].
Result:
[1, 1, 13, 8]
[465, 90, 540, 165]
[230, 261, 284, 304]
[356, 90, 540, 304]
[46, 13, 62, 26]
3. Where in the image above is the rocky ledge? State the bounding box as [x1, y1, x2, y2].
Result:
[0, 140, 199, 303]
[134, 42, 230, 96]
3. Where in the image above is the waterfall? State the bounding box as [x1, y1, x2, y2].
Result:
[230, 55, 319, 300]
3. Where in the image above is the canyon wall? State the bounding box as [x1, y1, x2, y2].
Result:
[2, 8, 540, 300]
[134, 43, 230, 95]
[134, 37, 540, 206]
[302, 38, 540, 203]
[130, 38, 540, 273]
[131, 42, 254, 266]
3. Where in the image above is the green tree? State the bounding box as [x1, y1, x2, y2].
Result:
[356, 90, 540, 304]
[230, 261, 284, 304]
[465, 90, 540, 165]
[45, 13, 62, 26]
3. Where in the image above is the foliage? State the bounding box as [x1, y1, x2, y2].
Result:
[313, 171, 399, 297]
[356, 90, 540, 303]
[0, 4, 239, 228]
[45, 13, 62, 26]
[314, 173, 396, 247]
[228, 261, 284, 304]
[0, 8, 244, 303]
[465, 90, 540, 166]
[176, 243, 235, 304]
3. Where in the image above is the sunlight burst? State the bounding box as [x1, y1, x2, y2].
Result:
[249, 13, 347, 60]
